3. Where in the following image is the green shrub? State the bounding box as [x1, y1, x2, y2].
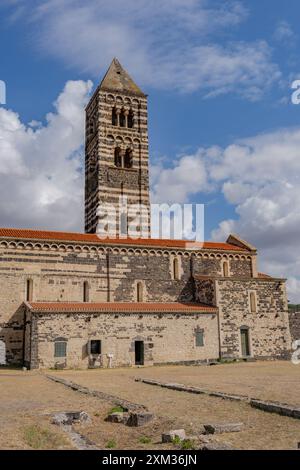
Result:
[180, 439, 195, 450]
[139, 436, 151, 444]
[172, 435, 182, 445]
[109, 405, 126, 414]
[106, 439, 117, 449]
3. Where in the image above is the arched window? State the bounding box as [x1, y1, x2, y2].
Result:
[222, 261, 229, 277]
[173, 258, 179, 280]
[128, 110, 134, 128]
[249, 292, 257, 313]
[112, 107, 117, 126]
[124, 148, 133, 168]
[83, 281, 89, 303]
[26, 279, 33, 302]
[120, 212, 128, 236]
[119, 109, 126, 127]
[137, 282, 143, 302]
[54, 337, 67, 358]
[114, 147, 122, 167]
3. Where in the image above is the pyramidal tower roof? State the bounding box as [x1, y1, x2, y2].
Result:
[99, 58, 146, 97]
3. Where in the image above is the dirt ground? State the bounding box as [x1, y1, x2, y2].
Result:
[1, 361, 300, 450]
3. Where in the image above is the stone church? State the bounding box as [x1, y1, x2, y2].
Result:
[0, 59, 292, 369]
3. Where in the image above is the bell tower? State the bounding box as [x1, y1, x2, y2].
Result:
[85, 58, 151, 237]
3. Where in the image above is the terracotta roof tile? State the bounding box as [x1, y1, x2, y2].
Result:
[25, 302, 217, 314]
[0, 228, 246, 252]
[258, 272, 272, 279]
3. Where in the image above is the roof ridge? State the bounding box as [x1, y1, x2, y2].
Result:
[0, 227, 247, 251]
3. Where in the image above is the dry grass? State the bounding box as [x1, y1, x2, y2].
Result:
[23, 424, 67, 450]
[50, 361, 300, 450]
[1, 361, 300, 450]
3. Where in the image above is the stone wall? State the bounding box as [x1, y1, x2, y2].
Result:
[288, 309, 300, 342]
[26, 310, 219, 369]
[0, 240, 254, 364]
[216, 278, 291, 359]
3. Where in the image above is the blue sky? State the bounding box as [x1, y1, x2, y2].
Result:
[1, 0, 300, 299]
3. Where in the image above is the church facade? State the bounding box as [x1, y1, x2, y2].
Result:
[0, 59, 292, 369]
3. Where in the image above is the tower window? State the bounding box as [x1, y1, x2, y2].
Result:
[83, 281, 89, 302]
[128, 110, 134, 128]
[54, 338, 67, 358]
[112, 107, 117, 126]
[114, 147, 122, 167]
[173, 258, 180, 280]
[124, 148, 133, 168]
[26, 279, 33, 302]
[249, 292, 257, 313]
[222, 261, 229, 277]
[137, 282, 143, 302]
[119, 109, 126, 127]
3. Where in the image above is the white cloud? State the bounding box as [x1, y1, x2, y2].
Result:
[207, 127, 300, 302]
[151, 149, 211, 204]
[274, 20, 296, 44]
[152, 125, 300, 302]
[0, 79, 93, 231]
[3, 0, 281, 99]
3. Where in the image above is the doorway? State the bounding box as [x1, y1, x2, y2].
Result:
[135, 341, 144, 366]
[240, 328, 250, 357]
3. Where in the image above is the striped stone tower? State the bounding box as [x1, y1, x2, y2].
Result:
[85, 58, 151, 237]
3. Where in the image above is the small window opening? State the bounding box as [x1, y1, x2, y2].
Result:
[137, 282, 143, 302]
[173, 258, 179, 280]
[83, 281, 89, 302]
[26, 279, 33, 302]
[250, 292, 257, 313]
[222, 261, 229, 277]
[54, 338, 67, 358]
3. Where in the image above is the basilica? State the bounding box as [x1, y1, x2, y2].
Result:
[0, 59, 291, 369]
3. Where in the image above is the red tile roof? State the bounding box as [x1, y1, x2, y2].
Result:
[258, 272, 272, 279]
[25, 301, 218, 314]
[0, 228, 246, 252]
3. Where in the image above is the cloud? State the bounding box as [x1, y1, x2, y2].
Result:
[2, 0, 281, 99]
[151, 149, 212, 204]
[152, 125, 300, 301]
[0, 79, 92, 231]
[274, 20, 296, 44]
[207, 127, 300, 301]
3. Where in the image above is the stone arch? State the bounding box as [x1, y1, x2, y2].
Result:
[115, 136, 124, 146]
[107, 94, 115, 103]
[107, 134, 115, 145]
